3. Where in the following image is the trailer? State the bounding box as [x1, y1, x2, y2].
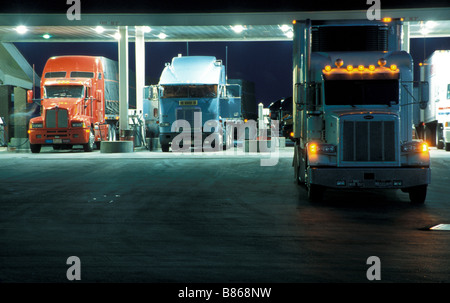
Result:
[292, 19, 431, 203]
[416, 50, 450, 150]
[27, 55, 135, 153]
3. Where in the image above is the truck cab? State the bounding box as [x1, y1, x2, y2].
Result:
[158, 55, 233, 152]
[28, 56, 113, 153]
[292, 19, 430, 203]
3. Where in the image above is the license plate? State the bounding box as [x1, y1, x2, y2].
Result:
[179, 100, 198, 106]
[53, 139, 62, 144]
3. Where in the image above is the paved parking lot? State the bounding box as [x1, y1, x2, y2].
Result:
[0, 146, 449, 283]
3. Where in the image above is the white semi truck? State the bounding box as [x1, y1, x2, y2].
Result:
[416, 50, 450, 151]
[292, 19, 431, 203]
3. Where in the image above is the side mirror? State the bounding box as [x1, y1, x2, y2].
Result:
[27, 90, 33, 103]
[419, 81, 429, 109]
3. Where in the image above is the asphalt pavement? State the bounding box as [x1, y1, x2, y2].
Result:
[0, 146, 449, 283]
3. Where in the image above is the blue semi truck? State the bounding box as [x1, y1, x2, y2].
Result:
[157, 55, 255, 152]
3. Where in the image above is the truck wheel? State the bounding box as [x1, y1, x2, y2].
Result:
[437, 124, 444, 149]
[445, 143, 450, 152]
[30, 144, 41, 153]
[308, 184, 324, 202]
[83, 128, 95, 152]
[408, 185, 427, 204]
[161, 144, 170, 152]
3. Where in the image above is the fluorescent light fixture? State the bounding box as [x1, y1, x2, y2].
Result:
[42, 34, 51, 39]
[142, 26, 152, 33]
[16, 25, 28, 34]
[157, 33, 167, 39]
[420, 28, 429, 36]
[113, 32, 121, 40]
[95, 26, 105, 34]
[285, 31, 294, 38]
[425, 21, 437, 28]
[279, 24, 291, 32]
[231, 25, 245, 33]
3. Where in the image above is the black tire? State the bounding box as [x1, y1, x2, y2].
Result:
[437, 124, 444, 149]
[83, 128, 95, 152]
[161, 144, 170, 152]
[308, 184, 324, 202]
[305, 161, 324, 202]
[30, 144, 41, 153]
[408, 185, 427, 204]
[424, 124, 436, 147]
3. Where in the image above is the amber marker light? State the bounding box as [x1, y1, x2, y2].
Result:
[369, 65, 376, 71]
[346, 65, 354, 71]
[390, 64, 398, 71]
[421, 142, 429, 152]
[309, 143, 317, 154]
[378, 58, 387, 67]
[358, 65, 365, 71]
[324, 65, 332, 72]
[335, 59, 344, 68]
[382, 17, 392, 22]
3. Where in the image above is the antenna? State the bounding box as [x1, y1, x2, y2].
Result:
[226, 45, 228, 82]
[32, 64, 35, 97]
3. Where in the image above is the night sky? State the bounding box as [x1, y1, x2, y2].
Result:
[14, 37, 450, 107]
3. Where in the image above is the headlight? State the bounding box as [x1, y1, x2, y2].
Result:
[32, 123, 43, 128]
[308, 142, 336, 154]
[159, 122, 170, 127]
[401, 141, 428, 153]
[72, 122, 85, 127]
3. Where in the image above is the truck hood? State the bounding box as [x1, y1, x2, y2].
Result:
[41, 98, 83, 110]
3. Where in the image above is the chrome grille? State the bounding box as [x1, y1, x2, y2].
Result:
[57, 109, 68, 128]
[46, 109, 56, 128]
[342, 120, 396, 162]
[46, 109, 68, 128]
[176, 107, 201, 130]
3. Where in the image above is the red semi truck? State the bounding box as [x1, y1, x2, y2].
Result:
[28, 55, 122, 153]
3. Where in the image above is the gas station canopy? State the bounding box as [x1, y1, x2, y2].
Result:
[0, 8, 449, 42]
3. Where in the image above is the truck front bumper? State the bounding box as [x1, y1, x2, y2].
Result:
[29, 128, 90, 145]
[159, 131, 218, 146]
[308, 166, 430, 189]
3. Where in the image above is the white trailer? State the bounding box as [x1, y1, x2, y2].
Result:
[419, 50, 450, 150]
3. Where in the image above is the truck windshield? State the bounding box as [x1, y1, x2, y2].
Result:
[44, 85, 85, 99]
[325, 79, 399, 106]
[161, 85, 218, 98]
